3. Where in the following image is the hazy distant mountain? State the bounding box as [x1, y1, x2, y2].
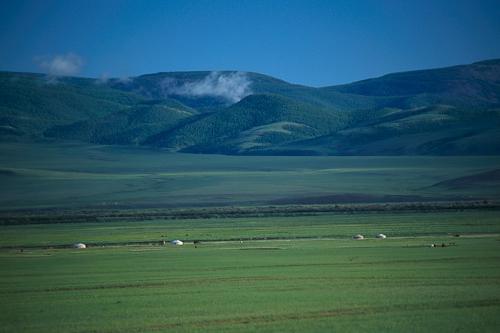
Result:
[1, 59, 499, 155]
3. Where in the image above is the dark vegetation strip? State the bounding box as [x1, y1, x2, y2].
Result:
[0, 200, 498, 225]
[2, 276, 284, 294]
[129, 299, 500, 332]
[5, 273, 500, 295]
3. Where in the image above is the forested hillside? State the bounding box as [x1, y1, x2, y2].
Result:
[2, 59, 499, 155]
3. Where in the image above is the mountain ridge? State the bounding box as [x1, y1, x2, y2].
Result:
[1, 58, 499, 155]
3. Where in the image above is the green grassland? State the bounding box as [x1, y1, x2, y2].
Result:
[1, 210, 500, 248]
[1, 142, 500, 210]
[1, 211, 500, 332]
[1, 142, 500, 332]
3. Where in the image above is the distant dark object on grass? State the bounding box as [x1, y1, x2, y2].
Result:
[431, 242, 457, 248]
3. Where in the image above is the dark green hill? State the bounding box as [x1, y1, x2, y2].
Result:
[108, 71, 232, 112]
[110, 71, 382, 112]
[0, 72, 144, 140]
[278, 106, 500, 155]
[45, 101, 196, 145]
[326, 59, 500, 108]
[144, 94, 350, 154]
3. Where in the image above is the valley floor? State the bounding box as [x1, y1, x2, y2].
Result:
[1, 142, 500, 210]
[1, 210, 500, 332]
[1, 142, 500, 332]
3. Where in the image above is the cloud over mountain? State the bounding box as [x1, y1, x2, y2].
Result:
[160, 71, 252, 103]
[36, 53, 84, 76]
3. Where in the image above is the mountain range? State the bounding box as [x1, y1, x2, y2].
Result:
[1, 59, 499, 155]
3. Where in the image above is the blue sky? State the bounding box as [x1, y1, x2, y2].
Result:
[0, 0, 499, 86]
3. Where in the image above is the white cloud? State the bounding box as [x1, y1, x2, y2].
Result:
[116, 76, 132, 84]
[36, 53, 84, 76]
[95, 73, 109, 84]
[95, 73, 110, 85]
[161, 71, 252, 103]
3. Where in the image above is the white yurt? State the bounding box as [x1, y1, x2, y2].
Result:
[352, 234, 364, 240]
[171, 240, 184, 246]
[376, 233, 387, 239]
[72, 243, 86, 249]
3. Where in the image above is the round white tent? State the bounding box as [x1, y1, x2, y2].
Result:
[376, 233, 387, 239]
[171, 240, 184, 246]
[352, 234, 364, 240]
[72, 243, 86, 249]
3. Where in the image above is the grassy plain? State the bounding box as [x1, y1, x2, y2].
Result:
[1, 143, 500, 332]
[1, 142, 500, 209]
[1, 211, 500, 332]
[1, 210, 500, 248]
